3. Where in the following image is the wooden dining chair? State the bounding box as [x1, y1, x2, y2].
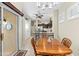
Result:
[31, 38, 48, 56]
[61, 37, 72, 48]
[31, 38, 37, 56]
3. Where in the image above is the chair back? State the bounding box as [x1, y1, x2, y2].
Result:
[31, 38, 37, 55]
[61, 37, 72, 48]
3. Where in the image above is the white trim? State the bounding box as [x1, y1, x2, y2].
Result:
[1, 5, 3, 56]
[16, 15, 19, 50]
[0, 6, 2, 56]
[68, 14, 79, 20]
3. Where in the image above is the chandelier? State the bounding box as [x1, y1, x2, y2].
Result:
[37, 2, 60, 9]
[35, 2, 60, 19]
[35, 11, 43, 18]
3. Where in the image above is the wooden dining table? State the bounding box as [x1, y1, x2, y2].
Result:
[35, 37, 72, 56]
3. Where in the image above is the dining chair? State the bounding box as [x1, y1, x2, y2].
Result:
[31, 37, 49, 56]
[61, 37, 72, 48]
[31, 38, 37, 56]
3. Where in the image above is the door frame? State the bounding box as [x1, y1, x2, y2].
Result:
[0, 5, 2, 56]
[0, 3, 19, 55]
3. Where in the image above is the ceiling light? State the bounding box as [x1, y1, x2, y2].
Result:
[41, 4, 45, 10]
[37, 2, 41, 8]
[49, 3, 52, 8]
[53, 2, 60, 5]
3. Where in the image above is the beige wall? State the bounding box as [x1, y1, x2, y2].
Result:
[11, 2, 23, 12]
[3, 9, 17, 56]
[59, 17, 79, 55]
[58, 3, 79, 55]
[9, 2, 24, 50]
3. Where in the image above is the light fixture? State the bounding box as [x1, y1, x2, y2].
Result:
[49, 3, 53, 8]
[35, 11, 43, 19]
[41, 4, 45, 10]
[3, 18, 13, 31]
[37, 2, 60, 9]
[53, 2, 60, 5]
[37, 2, 53, 9]
[37, 2, 41, 8]
[25, 23, 29, 30]
[3, 17, 7, 29]
[36, 2, 61, 19]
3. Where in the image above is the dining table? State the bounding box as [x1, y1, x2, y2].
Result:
[35, 37, 72, 56]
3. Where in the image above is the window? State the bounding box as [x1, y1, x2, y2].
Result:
[67, 3, 79, 20]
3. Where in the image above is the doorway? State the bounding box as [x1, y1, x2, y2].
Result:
[2, 8, 19, 56]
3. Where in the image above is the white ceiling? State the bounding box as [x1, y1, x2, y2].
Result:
[22, 2, 63, 21]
